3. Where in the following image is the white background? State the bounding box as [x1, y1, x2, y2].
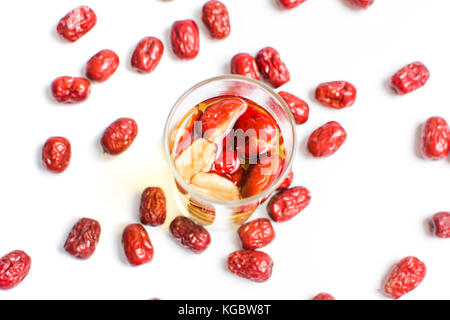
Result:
[0, 0, 449, 300]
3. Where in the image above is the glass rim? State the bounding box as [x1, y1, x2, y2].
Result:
[163, 74, 297, 207]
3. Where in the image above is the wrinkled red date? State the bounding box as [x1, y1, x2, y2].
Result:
[390, 62, 430, 95]
[312, 293, 335, 300]
[122, 224, 154, 266]
[315, 81, 357, 109]
[212, 150, 240, 175]
[64, 218, 101, 259]
[278, 91, 309, 125]
[430, 212, 450, 238]
[278, 0, 307, 9]
[131, 37, 164, 74]
[0, 250, 31, 290]
[101, 118, 138, 155]
[277, 170, 293, 190]
[170, 216, 211, 253]
[42, 136, 71, 173]
[256, 47, 290, 88]
[421, 116, 450, 160]
[202, 0, 230, 39]
[238, 218, 275, 250]
[57, 6, 97, 42]
[268, 186, 311, 222]
[171, 20, 200, 59]
[140, 187, 167, 226]
[347, 0, 374, 9]
[227, 250, 273, 282]
[307, 121, 347, 157]
[86, 49, 120, 82]
[51, 76, 91, 104]
[384, 256, 426, 299]
[230, 53, 260, 80]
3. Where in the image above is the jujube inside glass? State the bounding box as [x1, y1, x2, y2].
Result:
[164, 76, 296, 228]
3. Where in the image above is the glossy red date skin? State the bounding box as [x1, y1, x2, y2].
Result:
[312, 293, 335, 300]
[421, 117, 450, 160]
[64, 218, 101, 259]
[131, 37, 164, 74]
[228, 250, 273, 282]
[202, 0, 230, 39]
[268, 186, 311, 222]
[307, 121, 347, 157]
[170, 216, 211, 253]
[391, 62, 430, 95]
[347, 0, 374, 9]
[238, 218, 275, 250]
[0, 250, 31, 290]
[315, 81, 357, 109]
[431, 212, 450, 238]
[278, 91, 309, 125]
[57, 6, 97, 42]
[278, 0, 307, 9]
[101, 118, 138, 155]
[256, 47, 290, 88]
[224, 166, 244, 186]
[234, 105, 280, 158]
[51, 76, 91, 104]
[230, 53, 260, 80]
[171, 20, 200, 59]
[212, 150, 240, 175]
[122, 224, 154, 266]
[241, 154, 283, 198]
[277, 170, 293, 190]
[384, 256, 426, 299]
[140, 187, 167, 226]
[42, 136, 71, 173]
[86, 49, 120, 82]
[201, 97, 246, 141]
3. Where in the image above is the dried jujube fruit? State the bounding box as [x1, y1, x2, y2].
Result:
[122, 224, 154, 266]
[169, 216, 211, 253]
[238, 218, 275, 250]
[86, 49, 120, 82]
[42, 136, 71, 173]
[202, 0, 230, 39]
[139, 187, 167, 226]
[256, 47, 290, 88]
[307, 121, 347, 158]
[57, 6, 97, 42]
[101, 118, 138, 155]
[171, 20, 200, 60]
[267, 186, 311, 222]
[51, 76, 91, 104]
[64, 218, 101, 259]
[131, 37, 164, 74]
[384, 256, 426, 299]
[0, 250, 31, 290]
[227, 250, 273, 282]
[390, 62, 430, 95]
[421, 116, 450, 160]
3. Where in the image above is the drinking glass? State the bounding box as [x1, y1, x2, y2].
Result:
[164, 75, 296, 229]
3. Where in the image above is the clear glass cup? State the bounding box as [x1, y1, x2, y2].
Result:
[164, 75, 296, 229]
